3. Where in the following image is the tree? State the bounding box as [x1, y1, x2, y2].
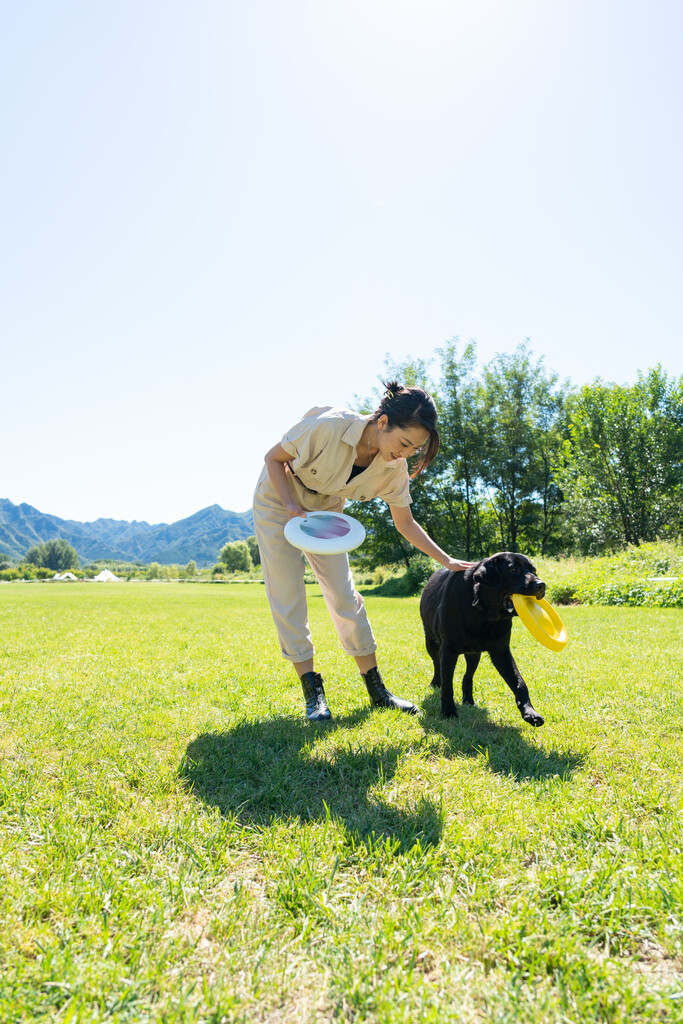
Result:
[25, 539, 79, 571]
[185, 560, 197, 577]
[477, 343, 570, 553]
[220, 540, 253, 572]
[146, 563, 175, 579]
[344, 344, 574, 567]
[349, 498, 417, 571]
[557, 367, 683, 551]
[245, 536, 260, 567]
[533, 376, 572, 554]
[431, 339, 488, 559]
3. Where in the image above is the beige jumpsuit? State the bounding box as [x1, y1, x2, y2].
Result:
[253, 407, 413, 663]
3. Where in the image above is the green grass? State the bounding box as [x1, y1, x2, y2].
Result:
[1, 582, 682, 1022]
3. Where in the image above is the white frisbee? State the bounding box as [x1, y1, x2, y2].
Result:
[284, 511, 366, 555]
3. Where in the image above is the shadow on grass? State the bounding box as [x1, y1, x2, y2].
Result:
[180, 708, 445, 852]
[419, 688, 588, 782]
[356, 583, 416, 599]
[180, 694, 586, 851]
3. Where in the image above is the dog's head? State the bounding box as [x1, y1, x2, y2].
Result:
[470, 552, 546, 615]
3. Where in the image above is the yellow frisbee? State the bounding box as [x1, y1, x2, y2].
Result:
[511, 594, 569, 652]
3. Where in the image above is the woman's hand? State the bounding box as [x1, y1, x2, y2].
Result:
[444, 557, 476, 572]
[264, 443, 308, 520]
[285, 502, 307, 521]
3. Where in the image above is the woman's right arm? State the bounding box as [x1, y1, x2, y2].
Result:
[264, 443, 307, 520]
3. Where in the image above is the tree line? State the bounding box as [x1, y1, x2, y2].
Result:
[5, 345, 682, 579]
[349, 342, 683, 566]
[0, 536, 263, 581]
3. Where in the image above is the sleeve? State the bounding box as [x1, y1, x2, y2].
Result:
[280, 408, 339, 472]
[377, 466, 412, 508]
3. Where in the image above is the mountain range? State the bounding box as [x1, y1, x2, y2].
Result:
[0, 499, 254, 566]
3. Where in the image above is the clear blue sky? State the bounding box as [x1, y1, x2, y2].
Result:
[2, 0, 682, 525]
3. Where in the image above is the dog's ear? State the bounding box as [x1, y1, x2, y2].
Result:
[471, 558, 502, 607]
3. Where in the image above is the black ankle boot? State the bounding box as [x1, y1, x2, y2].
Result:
[300, 671, 332, 722]
[362, 667, 418, 715]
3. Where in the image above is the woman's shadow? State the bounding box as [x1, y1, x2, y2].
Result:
[180, 707, 445, 852]
[180, 692, 586, 852]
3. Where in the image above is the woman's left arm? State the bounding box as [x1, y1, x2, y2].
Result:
[389, 504, 474, 572]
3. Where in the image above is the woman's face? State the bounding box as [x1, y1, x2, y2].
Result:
[376, 415, 430, 463]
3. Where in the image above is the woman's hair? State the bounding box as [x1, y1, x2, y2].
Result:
[371, 380, 440, 477]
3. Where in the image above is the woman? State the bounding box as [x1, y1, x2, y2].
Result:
[253, 382, 473, 722]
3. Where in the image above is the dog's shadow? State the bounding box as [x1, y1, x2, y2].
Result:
[420, 688, 587, 782]
[180, 695, 586, 851]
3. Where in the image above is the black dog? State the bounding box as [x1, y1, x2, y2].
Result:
[420, 552, 546, 726]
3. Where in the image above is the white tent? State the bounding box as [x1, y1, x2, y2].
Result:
[53, 571, 78, 581]
[93, 569, 121, 582]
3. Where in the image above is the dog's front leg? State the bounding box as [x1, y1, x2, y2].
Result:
[439, 644, 459, 719]
[425, 632, 442, 689]
[489, 649, 544, 727]
[461, 652, 481, 705]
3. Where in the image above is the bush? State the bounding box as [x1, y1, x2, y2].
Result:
[404, 556, 434, 593]
[0, 564, 55, 581]
[374, 575, 414, 596]
[0, 568, 22, 581]
[16, 563, 38, 579]
[352, 574, 375, 586]
[572, 574, 683, 608]
[539, 540, 683, 608]
[545, 581, 578, 605]
[371, 557, 436, 597]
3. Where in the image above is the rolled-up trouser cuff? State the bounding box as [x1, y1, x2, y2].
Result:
[340, 641, 378, 658]
[280, 646, 315, 664]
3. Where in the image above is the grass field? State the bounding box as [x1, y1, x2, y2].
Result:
[1, 582, 682, 1023]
